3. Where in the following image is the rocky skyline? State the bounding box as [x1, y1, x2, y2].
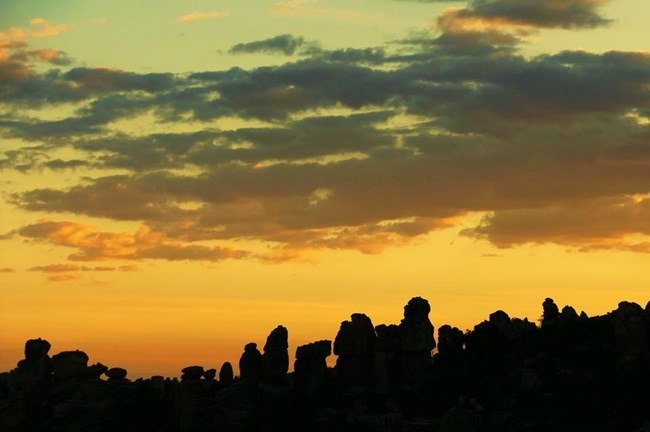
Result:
[2, 296, 649, 430]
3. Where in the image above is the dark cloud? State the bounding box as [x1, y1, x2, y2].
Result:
[3, 21, 650, 259]
[302, 46, 388, 65]
[63, 67, 175, 93]
[42, 159, 90, 170]
[229, 34, 307, 56]
[447, 0, 613, 29]
[0, 66, 176, 107]
[188, 60, 403, 120]
[11, 111, 650, 256]
[463, 196, 650, 251]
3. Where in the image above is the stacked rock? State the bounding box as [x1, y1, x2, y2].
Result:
[51, 350, 90, 380]
[542, 298, 560, 327]
[399, 297, 435, 391]
[261, 325, 289, 384]
[239, 343, 262, 381]
[438, 325, 464, 358]
[18, 338, 52, 382]
[611, 301, 648, 362]
[219, 362, 234, 386]
[334, 313, 376, 386]
[87, 362, 108, 380]
[374, 324, 400, 394]
[181, 366, 204, 382]
[203, 368, 216, 381]
[9, 339, 53, 430]
[294, 340, 331, 395]
[105, 367, 128, 382]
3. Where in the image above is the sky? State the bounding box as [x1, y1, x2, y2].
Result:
[1, 0, 649, 377]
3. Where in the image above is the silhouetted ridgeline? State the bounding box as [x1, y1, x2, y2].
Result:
[1, 297, 650, 432]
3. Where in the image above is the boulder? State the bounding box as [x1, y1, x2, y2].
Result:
[24, 338, 51, 361]
[561, 305, 579, 321]
[438, 325, 464, 357]
[105, 367, 127, 381]
[294, 340, 331, 395]
[181, 366, 204, 381]
[261, 325, 289, 382]
[334, 313, 376, 385]
[399, 297, 435, 391]
[542, 298, 560, 327]
[219, 362, 234, 385]
[400, 297, 436, 352]
[87, 363, 108, 379]
[239, 343, 262, 381]
[51, 351, 89, 379]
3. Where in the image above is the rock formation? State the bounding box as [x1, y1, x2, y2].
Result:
[180, 366, 203, 382]
[399, 296, 436, 391]
[261, 325, 289, 383]
[239, 342, 262, 381]
[294, 340, 331, 396]
[542, 297, 560, 326]
[334, 313, 376, 386]
[105, 367, 128, 382]
[219, 362, 233, 386]
[1, 296, 649, 431]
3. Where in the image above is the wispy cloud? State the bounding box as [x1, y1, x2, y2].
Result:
[0, 18, 71, 42]
[229, 34, 307, 56]
[270, 0, 382, 20]
[19, 220, 249, 262]
[271, 0, 322, 17]
[0, 19, 73, 72]
[176, 11, 230, 22]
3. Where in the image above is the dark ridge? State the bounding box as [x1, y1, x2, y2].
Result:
[1, 297, 649, 431]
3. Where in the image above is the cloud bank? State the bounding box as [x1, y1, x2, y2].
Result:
[2, 1, 650, 272]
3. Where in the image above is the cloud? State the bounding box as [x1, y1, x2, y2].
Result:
[33, 48, 73, 65]
[229, 35, 307, 56]
[11, 110, 650, 257]
[27, 18, 71, 37]
[26, 262, 137, 282]
[0, 267, 15, 273]
[0, 18, 71, 41]
[45, 274, 81, 283]
[3, 12, 650, 261]
[270, 0, 381, 21]
[440, 0, 613, 30]
[27, 264, 127, 272]
[463, 196, 650, 251]
[29, 264, 81, 272]
[176, 11, 229, 22]
[271, 0, 322, 17]
[18, 220, 249, 262]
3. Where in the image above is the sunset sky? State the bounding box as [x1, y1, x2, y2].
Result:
[1, 0, 650, 377]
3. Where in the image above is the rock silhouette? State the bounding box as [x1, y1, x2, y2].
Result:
[1, 296, 649, 431]
[334, 313, 376, 386]
[238, 342, 262, 382]
[261, 325, 289, 383]
[218, 362, 233, 386]
[294, 340, 331, 396]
